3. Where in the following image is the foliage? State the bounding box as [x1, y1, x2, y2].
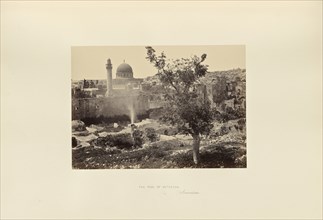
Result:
[212, 76, 228, 105]
[72, 135, 246, 169]
[83, 79, 96, 88]
[145, 46, 215, 137]
[214, 106, 246, 123]
[92, 133, 134, 149]
[132, 129, 144, 148]
[144, 127, 160, 142]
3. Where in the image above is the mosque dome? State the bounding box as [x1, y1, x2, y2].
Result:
[116, 62, 133, 78]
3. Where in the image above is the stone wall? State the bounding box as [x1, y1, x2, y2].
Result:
[72, 94, 149, 121]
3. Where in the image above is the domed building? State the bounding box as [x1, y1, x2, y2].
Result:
[116, 62, 133, 79]
[104, 59, 144, 97]
[72, 58, 149, 121]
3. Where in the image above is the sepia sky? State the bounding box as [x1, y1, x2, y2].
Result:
[71, 45, 245, 80]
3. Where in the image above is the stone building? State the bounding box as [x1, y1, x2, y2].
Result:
[106, 59, 143, 96]
[72, 59, 148, 121]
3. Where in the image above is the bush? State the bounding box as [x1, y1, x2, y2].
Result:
[92, 133, 134, 149]
[132, 130, 144, 148]
[144, 128, 159, 142]
[215, 107, 246, 123]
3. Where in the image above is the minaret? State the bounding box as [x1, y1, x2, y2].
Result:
[105, 58, 113, 96]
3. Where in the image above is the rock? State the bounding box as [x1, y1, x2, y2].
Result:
[86, 127, 97, 133]
[133, 119, 153, 128]
[98, 131, 109, 137]
[89, 124, 104, 131]
[80, 142, 91, 147]
[142, 143, 150, 149]
[72, 120, 86, 131]
[74, 134, 98, 142]
[113, 123, 119, 128]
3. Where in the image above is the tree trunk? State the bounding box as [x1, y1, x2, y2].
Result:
[192, 134, 201, 164]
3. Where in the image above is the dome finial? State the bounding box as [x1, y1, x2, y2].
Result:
[123, 59, 125, 63]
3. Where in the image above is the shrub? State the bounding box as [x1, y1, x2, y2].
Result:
[144, 127, 159, 142]
[132, 130, 144, 148]
[93, 133, 134, 149]
[215, 107, 246, 123]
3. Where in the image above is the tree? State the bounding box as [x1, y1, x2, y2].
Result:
[145, 46, 215, 164]
[90, 80, 95, 88]
[83, 79, 89, 88]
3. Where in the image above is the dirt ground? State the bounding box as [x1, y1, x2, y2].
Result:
[72, 119, 246, 169]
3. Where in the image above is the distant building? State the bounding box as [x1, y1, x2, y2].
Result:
[72, 59, 148, 121]
[106, 59, 143, 96]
